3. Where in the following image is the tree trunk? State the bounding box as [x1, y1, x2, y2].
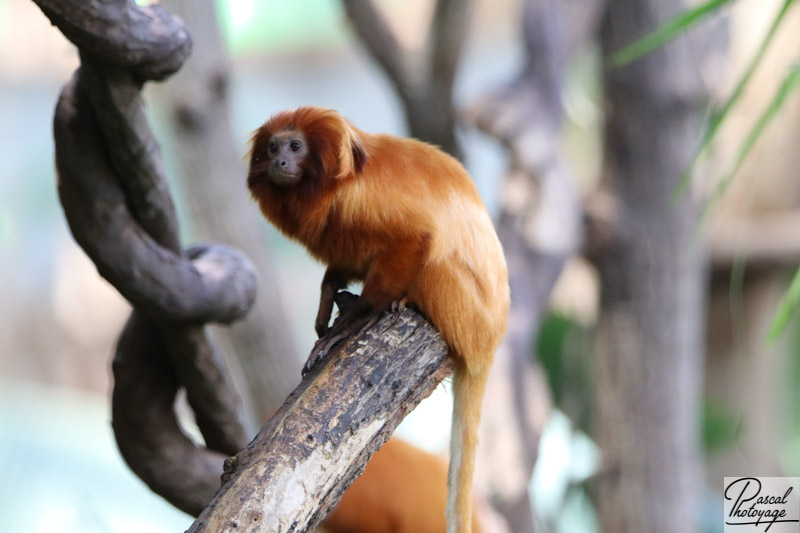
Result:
[592, 0, 709, 531]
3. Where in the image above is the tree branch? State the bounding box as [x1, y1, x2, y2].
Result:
[341, 0, 413, 100]
[112, 311, 230, 517]
[79, 61, 182, 252]
[427, 0, 471, 92]
[188, 307, 453, 532]
[54, 73, 256, 324]
[340, 0, 470, 158]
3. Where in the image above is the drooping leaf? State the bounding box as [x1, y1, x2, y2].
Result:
[611, 0, 734, 68]
[700, 61, 800, 227]
[768, 264, 800, 343]
[673, 0, 797, 201]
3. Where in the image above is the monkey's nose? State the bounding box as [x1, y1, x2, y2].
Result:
[279, 160, 287, 167]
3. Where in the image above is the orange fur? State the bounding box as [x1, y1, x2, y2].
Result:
[248, 107, 509, 533]
[322, 439, 482, 533]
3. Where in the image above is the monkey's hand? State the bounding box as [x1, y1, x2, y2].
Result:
[333, 291, 360, 314]
[315, 308, 332, 338]
[315, 269, 351, 337]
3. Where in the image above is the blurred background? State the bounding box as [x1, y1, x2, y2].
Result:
[1, 0, 799, 532]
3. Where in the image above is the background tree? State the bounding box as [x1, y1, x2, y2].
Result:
[465, 0, 595, 529]
[591, 0, 709, 530]
[341, 0, 470, 159]
[149, 0, 300, 422]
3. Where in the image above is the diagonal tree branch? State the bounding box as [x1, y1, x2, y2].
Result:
[340, 0, 471, 158]
[188, 307, 453, 532]
[340, 0, 414, 100]
[427, 0, 472, 92]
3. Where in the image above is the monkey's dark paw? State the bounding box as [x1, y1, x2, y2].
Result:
[314, 321, 330, 339]
[302, 335, 341, 378]
[333, 291, 360, 314]
[302, 346, 326, 378]
[302, 311, 379, 379]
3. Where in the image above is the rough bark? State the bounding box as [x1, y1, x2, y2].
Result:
[592, 0, 709, 531]
[151, 0, 301, 419]
[341, 0, 470, 158]
[187, 307, 453, 533]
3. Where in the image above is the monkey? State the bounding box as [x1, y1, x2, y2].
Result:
[322, 438, 484, 533]
[247, 106, 509, 533]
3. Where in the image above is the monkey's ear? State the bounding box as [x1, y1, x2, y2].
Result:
[336, 122, 368, 178]
[351, 138, 368, 175]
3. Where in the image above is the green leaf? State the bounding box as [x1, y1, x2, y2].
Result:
[611, 0, 734, 68]
[768, 264, 800, 343]
[700, 61, 800, 227]
[673, 0, 797, 202]
[702, 397, 742, 455]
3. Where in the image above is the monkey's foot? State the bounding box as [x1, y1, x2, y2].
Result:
[334, 291, 360, 314]
[302, 312, 379, 378]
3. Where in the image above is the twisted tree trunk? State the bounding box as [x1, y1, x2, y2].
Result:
[150, 0, 301, 420]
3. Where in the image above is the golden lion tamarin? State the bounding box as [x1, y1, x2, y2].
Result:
[247, 106, 509, 533]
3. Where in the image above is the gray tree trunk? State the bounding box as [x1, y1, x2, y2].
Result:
[592, 0, 709, 531]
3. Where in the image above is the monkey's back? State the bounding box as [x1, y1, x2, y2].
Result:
[335, 133, 510, 372]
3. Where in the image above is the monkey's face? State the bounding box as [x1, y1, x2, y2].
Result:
[267, 129, 308, 186]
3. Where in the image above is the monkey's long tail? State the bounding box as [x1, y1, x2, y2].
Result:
[446, 364, 488, 533]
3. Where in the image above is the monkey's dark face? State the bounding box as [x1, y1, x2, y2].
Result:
[267, 129, 308, 186]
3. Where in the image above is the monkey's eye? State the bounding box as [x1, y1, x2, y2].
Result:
[268, 141, 278, 154]
[290, 140, 303, 152]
